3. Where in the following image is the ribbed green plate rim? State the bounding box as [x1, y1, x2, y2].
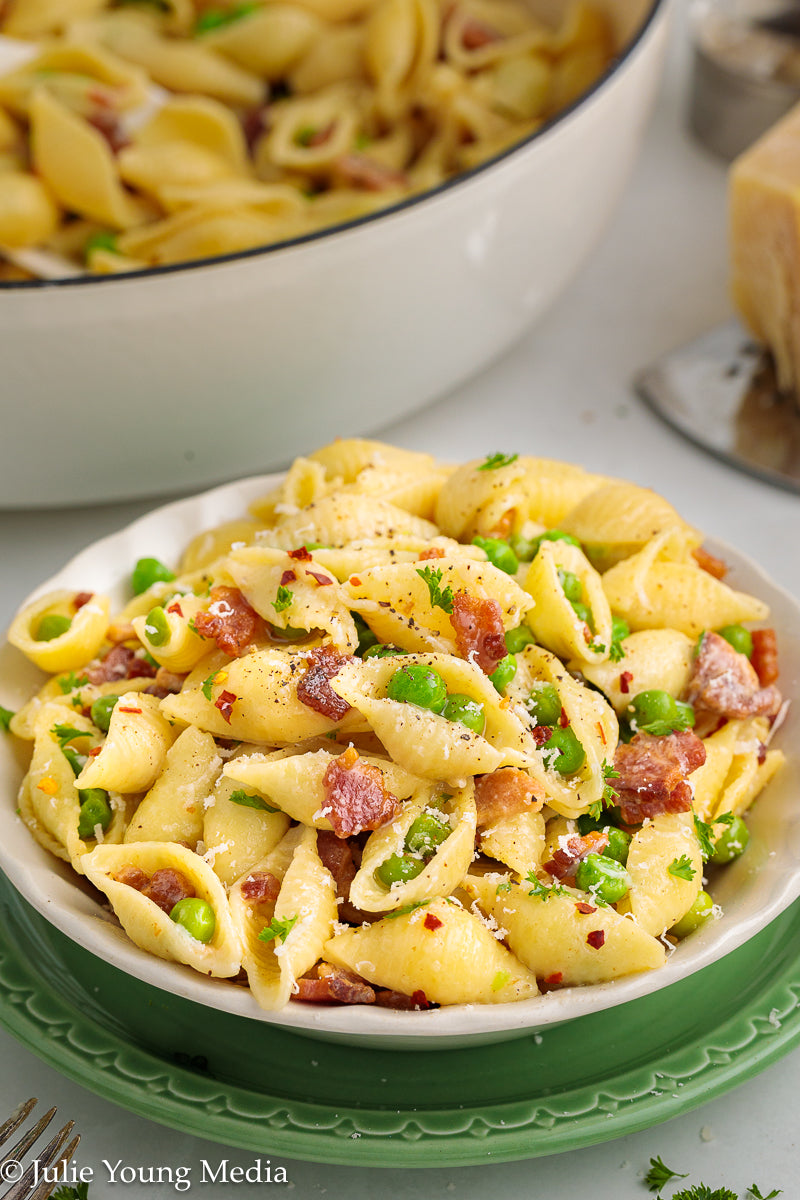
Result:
[2, 869, 800, 1168]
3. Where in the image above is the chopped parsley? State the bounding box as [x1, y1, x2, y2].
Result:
[51, 723, 89, 749]
[645, 1156, 689, 1193]
[57, 671, 89, 694]
[385, 900, 429, 920]
[693, 811, 734, 862]
[416, 565, 454, 614]
[491, 970, 511, 992]
[272, 585, 294, 614]
[748, 1188, 782, 1199]
[609, 638, 626, 662]
[0, 704, 14, 732]
[477, 452, 518, 471]
[201, 669, 221, 701]
[228, 788, 279, 814]
[672, 1188, 737, 1200]
[668, 854, 696, 881]
[258, 914, 298, 943]
[586, 761, 620, 820]
[495, 880, 512, 895]
[524, 872, 567, 901]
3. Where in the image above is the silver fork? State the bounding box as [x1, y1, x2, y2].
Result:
[0, 1099, 80, 1200]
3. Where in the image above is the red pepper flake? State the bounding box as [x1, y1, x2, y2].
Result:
[543, 972, 563, 987]
[558, 707, 570, 728]
[215, 689, 237, 724]
[117, 706, 142, 714]
[349, 576, 362, 586]
[575, 901, 596, 915]
[167, 601, 183, 616]
[619, 671, 633, 694]
[411, 989, 432, 1009]
[280, 569, 297, 587]
[423, 912, 443, 931]
[289, 546, 313, 561]
[596, 720, 607, 746]
[586, 929, 606, 949]
[88, 746, 102, 757]
[73, 591, 93, 610]
[307, 570, 333, 587]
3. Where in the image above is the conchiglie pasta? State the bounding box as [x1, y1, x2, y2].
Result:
[123, 725, 222, 845]
[203, 767, 291, 887]
[559, 481, 701, 571]
[523, 539, 611, 666]
[620, 814, 703, 937]
[576, 629, 695, 717]
[75, 691, 177, 793]
[479, 807, 545, 877]
[8, 588, 110, 673]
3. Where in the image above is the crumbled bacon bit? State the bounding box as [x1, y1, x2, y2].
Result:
[686, 630, 781, 719]
[449, 592, 507, 674]
[73, 591, 93, 610]
[85, 644, 158, 685]
[544, 830, 609, 879]
[424, 912, 443, 931]
[751, 628, 779, 687]
[306, 570, 333, 587]
[214, 690, 237, 723]
[460, 13, 503, 48]
[411, 989, 432, 1009]
[619, 670, 633, 694]
[167, 601, 183, 616]
[530, 724, 552, 747]
[613, 729, 706, 824]
[240, 871, 282, 903]
[296, 645, 354, 721]
[289, 546, 313, 561]
[142, 868, 195, 915]
[692, 546, 728, 579]
[586, 929, 606, 949]
[292, 964, 376, 1005]
[149, 667, 187, 696]
[575, 901, 596, 914]
[474, 768, 544, 827]
[418, 547, 445, 560]
[374, 988, 436, 1010]
[115, 865, 148, 890]
[334, 153, 409, 192]
[280, 569, 297, 586]
[322, 746, 400, 837]
[193, 586, 266, 657]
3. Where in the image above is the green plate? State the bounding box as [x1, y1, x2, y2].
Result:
[2, 868, 800, 1167]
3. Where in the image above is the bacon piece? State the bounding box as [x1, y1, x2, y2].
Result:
[751, 628, 779, 687]
[193, 586, 266, 657]
[530, 725, 552, 747]
[145, 666, 187, 699]
[242, 104, 269, 154]
[685, 631, 781, 719]
[575, 901, 597, 914]
[543, 830, 609, 880]
[167, 601, 183, 617]
[317, 830, 357, 899]
[374, 988, 435, 1010]
[586, 929, 606, 949]
[322, 745, 400, 837]
[460, 13, 503, 48]
[418, 547, 445, 560]
[116, 866, 195, 914]
[613, 729, 706, 824]
[87, 108, 129, 153]
[449, 592, 507, 674]
[240, 870, 281, 904]
[296, 645, 354, 720]
[73, 591, 93, 610]
[114, 865, 148, 891]
[474, 768, 544, 827]
[692, 546, 728, 579]
[334, 153, 409, 192]
[293, 964, 376, 1005]
[85, 644, 158, 685]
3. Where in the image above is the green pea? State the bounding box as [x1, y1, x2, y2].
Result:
[558, 568, 583, 603]
[36, 613, 72, 642]
[170, 897, 217, 943]
[508, 533, 539, 561]
[530, 529, 582, 557]
[576, 811, 626, 837]
[441, 692, 486, 734]
[543, 725, 585, 774]
[374, 853, 425, 888]
[628, 689, 679, 729]
[386, 664, 447, 712]
[611, 616, 630, 644]
[603, 827, 632, 865]
[527, 681, 562, 727]
[489, 654, 517, 694]
[131, 556, 176, 596]
[90, 694, 119, 733]
[505, 624, 536, 654]
[717, 624, 754, 659]
[670, 890, 714, 939]
[710, 815, 750, 865]
[472, 536, 519, 575]
[575, 853, 631, 904]
[143, 605, 170, 647]
[77, 788, 112, 839]
[62, 745, 87, 776]
[353, 612, 379, 657]
[363, 643, 407, 659]
[571, 599, 594, 630]
[404, 813, 451, 857]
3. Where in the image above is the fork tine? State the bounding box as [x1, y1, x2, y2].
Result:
[0, 1122, 77, 1200]
[0, 1101, 37, 1150]
[26, 1133, 81, 1200]
[3, 1109, 56, 1169]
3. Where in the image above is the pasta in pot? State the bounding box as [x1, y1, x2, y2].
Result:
[0, 0, 615, 278]
[2, 438, 787, 1014]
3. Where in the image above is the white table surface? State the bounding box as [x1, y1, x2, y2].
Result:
[3, 6, 800, 1197]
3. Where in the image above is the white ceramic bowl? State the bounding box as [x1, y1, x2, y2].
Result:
[0, 0, 670, 510]
[0, 472, 798, 1050]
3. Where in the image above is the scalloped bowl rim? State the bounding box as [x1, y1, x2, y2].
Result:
[1, 471, 798, 1048]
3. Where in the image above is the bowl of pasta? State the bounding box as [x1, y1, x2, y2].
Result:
[0, 439, 798, 1049]
[0, 0, 669, 508]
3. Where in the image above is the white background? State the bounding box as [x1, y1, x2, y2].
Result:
[2, 4, 800, 1195]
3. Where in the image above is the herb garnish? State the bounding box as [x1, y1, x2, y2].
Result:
[272, 585, 294, 614]
[477, 452, 518, 471]
[258, 914, 298, 943]
[416, 565, 454, 614]
[228, 789, 280, 814]
[668, 855, 696, 881]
